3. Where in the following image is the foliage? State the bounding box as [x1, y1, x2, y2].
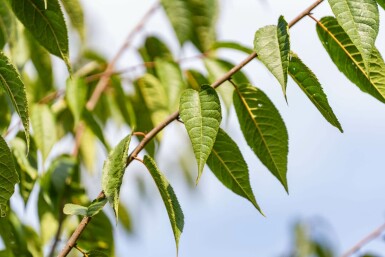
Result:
[0, 0, 384, 256]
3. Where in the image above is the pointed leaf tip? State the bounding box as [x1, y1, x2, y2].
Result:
[179, 85, 222, 183]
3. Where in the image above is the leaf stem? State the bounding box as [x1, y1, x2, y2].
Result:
[58, 1, 325, 256]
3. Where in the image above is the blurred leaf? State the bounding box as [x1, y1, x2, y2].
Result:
[161, 0, 192, 44]
[66, 77, 87, 124]
[143, 155, 184, 253]
[118, 202, 133, 233]
[254, 16, 290, 98]
[86, 250, 109, 257]
[328, 0, 379, 72]
[188, 0, 218, 52]
[9, 0, 71, 69]
[110, 76, 135, 128]
[0, 90, 11, 134]
[31, 104, 57, 162]
[211, 41, 254, 55]
[102, 134, 132, 220]
[377, 0, 385, 9]
[0, 136, 19, 217]
[139, 36, 173, 75]
[63, 198, 107, 217]
[184, 69, 209, 91]
[288, 52, 343, 132]
[79, 127, 97, 173]
[233, 84, 288, 191]
[0, 51, 29, 148]
[316, 16, 385, 103]
[0, 1, 15, 49]
[87, 198, 108, 217]
[207, 128, 262, 213]
[155, 58, 186, 111]
[180, 85, 222, 182]
[10, 137, 38, 205]
[204, 58, 250, 112]
[60, 0, 85, 41]
[55, 105, 75, 139]
[82, 109, 110, 151]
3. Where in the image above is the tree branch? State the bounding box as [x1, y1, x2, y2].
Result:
[341, 222, 385, 257]
[57, 1, 324, 256]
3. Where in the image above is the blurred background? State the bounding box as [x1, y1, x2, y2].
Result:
[9, 0, 385, 256]
[77, 1, 385, 256]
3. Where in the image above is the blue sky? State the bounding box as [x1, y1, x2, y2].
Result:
[75, 0, 385, 256]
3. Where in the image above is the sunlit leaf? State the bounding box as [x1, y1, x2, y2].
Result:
[60, 0, 85, 41]
[179, 85, 222, 182]
[254, 16, 290, 97]
[66, 77, 87, 124]
[328, 0, 379, 72]
[0, 136, 19, 217]
[31, 104, 57, 162]
[161, 0, 192, 44]
[288, 52, 343, 132]
[143, 155, 184, 253]
[211, 41, 254, 55]
[102, 134, 132, 220]
[316, 16, 385, 103]
[207, 128, 262, 213]
[0, 51, 29, 148]
[10, 0, 70, 69]
[233, 84, 289, 191]
[184, 69, 209, 91]
[63, 198, 107, 217]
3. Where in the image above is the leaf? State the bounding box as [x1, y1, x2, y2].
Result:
[328, 0, 379, 72]
[377, 0, 385, 9]
[118, 202, 133, 233]
[316, 16, 385, 103]
[161, 0, 192, 44]
[184, 69, 209, 91]
[9, 0, 70, 69]
[254, 16, 290, 97]
[0, 1, 15, 48]
[59, 0, 85, 41]
[143, 155, 184, 253]
[179, 85, 222, 182]
[63, 198, 107, 217]
[82, 110, 110, 151]
[288, 52, 343, 132]
[155, 58, 186, 111]
[66, 77, 87, 124]
[86, 250, 109, 257]
[110, 76, 135, 128]
[30, 104, 57, 162]
[211, 41, 254, 55]
[187, 0, 218, 52]
[101, 134, 132, 220]
[0, 51, 29, 148]
[233, 84, 289, 191]
[0, 136, 19, 217]
[0, 90, 11, 134]
[207, 128, 262, 213]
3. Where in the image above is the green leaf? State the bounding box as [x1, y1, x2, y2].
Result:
[288, 52, 343, 132]
[143, 155, 184, 253]
[0, 1, 15, 48]
[204, 58, 250, 112]
[66, 77, 87, 124]
[254, 16, 290, 97]
[101, 134, 132, 220]
[31, 104, 57, 162]
[207, 128, 262, 213]
[155, 58, 186, 111]
[110, 76, 135, 128]
[233, 84, 289, 191]
[377, 0, 385, 9]
[59, 0, 85, 41]
[179, 85, 222, 182]
[82, 110, 110, 151]
[0, 51, 29, 148]
[161, 0, 192, 44]
[10, 0, 70, 69]
[10, 136, 38, 205]
[63, 198, 107, 217]
[187, 0, 218, 52]
[316, 16, 385, 103]
[135, 74, 169, 135]
[328, 0, 379, 72]
[0, 136, 19, 217]
[211, 41, 254, 55]
[118, 202, 133, 233]
[63, 203, 87, 216]
[86, 250, 109, 257]
[0, 90, 11, 134]
[184, 69, 209, 91]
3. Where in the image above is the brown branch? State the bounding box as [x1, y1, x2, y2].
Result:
[57, 1, 324, 256]
[341, 222, 385, 257]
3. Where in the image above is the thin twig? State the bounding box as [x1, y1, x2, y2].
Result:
[341, 222, 385, 257]
[57, 1, 324, 256]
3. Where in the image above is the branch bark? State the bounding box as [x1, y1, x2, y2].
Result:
[57, 1, 324, 256]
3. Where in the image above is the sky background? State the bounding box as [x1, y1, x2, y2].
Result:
[52, 0, 385, 256]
